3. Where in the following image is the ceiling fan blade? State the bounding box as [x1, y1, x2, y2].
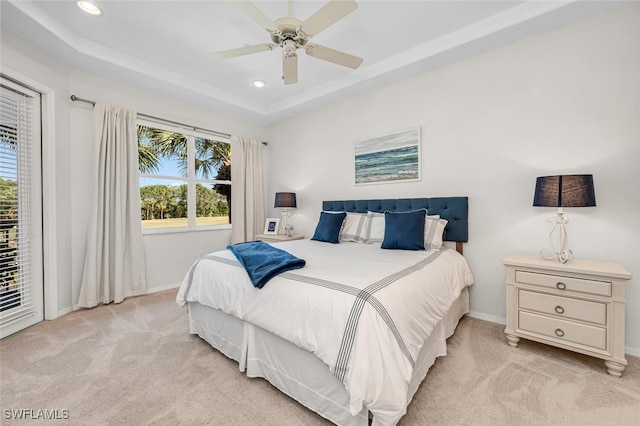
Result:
[283, 53, 298, 85]
[301, 0, 358, 37]
[306, 44, 363, 69]
[214, 43, 274, 59]
[230, 0, 278, 32]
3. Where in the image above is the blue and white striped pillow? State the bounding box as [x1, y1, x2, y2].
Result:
[365, 211, 385, 244]
[340, 212, 369, 243]
[424, 215, 447, 250]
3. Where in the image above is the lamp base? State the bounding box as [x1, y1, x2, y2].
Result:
[540, 248, 573, 264]
[279, 209, 293, 237]
[540, 210, 573, 264]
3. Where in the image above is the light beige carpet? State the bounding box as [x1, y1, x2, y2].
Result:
[1, 289, 638, 425]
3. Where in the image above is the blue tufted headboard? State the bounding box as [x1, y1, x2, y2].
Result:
[322, 197, 469, 252]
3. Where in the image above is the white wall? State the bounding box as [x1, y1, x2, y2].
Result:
[1, 30, 268, 314]
[266, 5, 640, 354]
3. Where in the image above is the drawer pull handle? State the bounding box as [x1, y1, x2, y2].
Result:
[555, 305, 565, 314]
[556, 282, 566, 290]
[555, 328, 565, 337]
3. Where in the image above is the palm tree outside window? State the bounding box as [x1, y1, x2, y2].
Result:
[137, 123, 231, 229]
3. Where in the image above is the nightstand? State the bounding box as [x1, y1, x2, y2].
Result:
[503, 254, 631, 376]
[256, 234, 304, 243]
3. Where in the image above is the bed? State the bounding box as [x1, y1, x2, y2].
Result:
[177, 197, 473, 425]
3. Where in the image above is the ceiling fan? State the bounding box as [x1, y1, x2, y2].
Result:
[215, 0, 363, 85]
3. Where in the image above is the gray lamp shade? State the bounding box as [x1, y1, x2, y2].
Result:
[533, 175, 596, 207]
[274, 192, 297, 209]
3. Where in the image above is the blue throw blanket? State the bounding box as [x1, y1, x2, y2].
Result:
[227, 241, 306, 289]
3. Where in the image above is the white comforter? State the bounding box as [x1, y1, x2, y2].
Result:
[177, 240, 473, 425]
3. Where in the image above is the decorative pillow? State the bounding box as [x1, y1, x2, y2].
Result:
[425, 215, 447, 250]
[381, 209, 427, 250]
[311, 211, 347, 244]
[340, 212, 369, 243]
[365, 211, 385, 244]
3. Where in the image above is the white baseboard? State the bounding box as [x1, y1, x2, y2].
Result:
[146, 282, 181, 294]
[66, 283, 180, 314]
[57, 306, 73, 318]
[625, 346, 640, 357]
[467, 310, 505, 325]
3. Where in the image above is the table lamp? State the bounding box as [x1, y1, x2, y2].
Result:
[274, 192, 297, 236]
[533, 174, 596, 263]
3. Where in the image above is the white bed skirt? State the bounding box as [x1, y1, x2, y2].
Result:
[187, 287, 469, 425]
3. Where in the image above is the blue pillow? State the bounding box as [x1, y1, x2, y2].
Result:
[381, 209, 426, 250]
[311, 211, 347, 244]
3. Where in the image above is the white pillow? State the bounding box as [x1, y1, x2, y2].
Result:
[365, 211, 385, 244]
[425, 215, 447, 250]
[340, 212, 369, 243]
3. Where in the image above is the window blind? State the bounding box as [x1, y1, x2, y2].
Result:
[0, 80, 37, 326]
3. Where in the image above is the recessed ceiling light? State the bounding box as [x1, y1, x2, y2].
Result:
[76, 1, 102, 16]
[252, 80, 266, 88]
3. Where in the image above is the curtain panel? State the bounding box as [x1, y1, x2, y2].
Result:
[230, 136, 265, 244]
[78, 103, 147, 308]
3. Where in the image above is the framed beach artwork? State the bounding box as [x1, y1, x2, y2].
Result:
[354, 127, 421, 185]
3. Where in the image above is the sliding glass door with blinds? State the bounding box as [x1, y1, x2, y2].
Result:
[0, 76, 43, 338]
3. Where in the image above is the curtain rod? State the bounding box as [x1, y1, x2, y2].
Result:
[70, 94, 268, 146]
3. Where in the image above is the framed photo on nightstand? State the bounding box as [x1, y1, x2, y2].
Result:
[264, 218, 280, 235]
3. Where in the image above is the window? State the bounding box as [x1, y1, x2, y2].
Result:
[137, 120, 231, 230]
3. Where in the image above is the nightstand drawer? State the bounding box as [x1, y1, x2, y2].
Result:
[515, 270, 611, 297]
[519, 290, 606, 325]
[518, 311, 606, 350]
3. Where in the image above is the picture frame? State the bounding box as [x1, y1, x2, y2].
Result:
[354, 127, 421, 185]
[264, 218, 280, 235]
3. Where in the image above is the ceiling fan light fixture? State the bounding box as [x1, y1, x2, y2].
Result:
[252, 80, 266, 88]
[76, 1, 102, 16]
[283, 39, 297, 56]
[219, 0, 362, 85]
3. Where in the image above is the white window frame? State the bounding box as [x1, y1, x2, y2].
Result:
[0, 75, 44, 336]
[137, 118, 231, 235]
